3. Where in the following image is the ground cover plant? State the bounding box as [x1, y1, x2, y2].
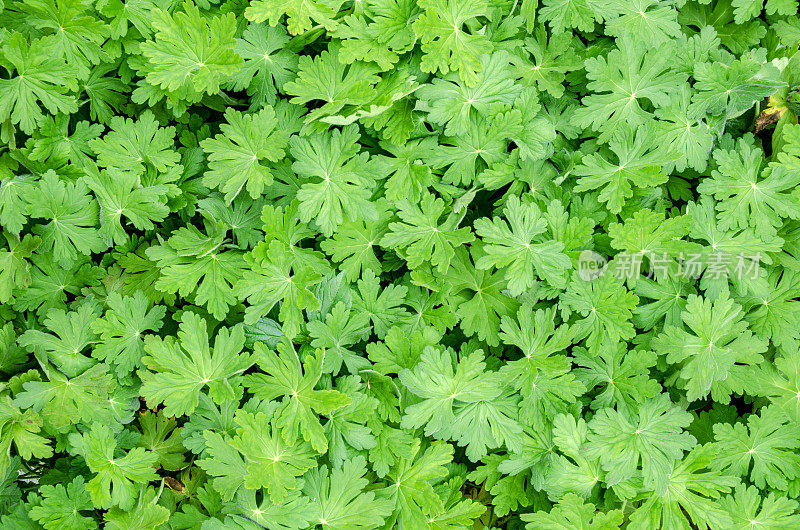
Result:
[1, 0, 800, 528]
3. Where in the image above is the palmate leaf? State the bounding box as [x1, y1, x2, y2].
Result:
[573, 124, 670, 214]
[27, 476, 95, 530]
[140, 312, 253, 417]
[140, 1, 242, 97]
[586, 393, 696, 495]
[417, 51, 521, 137]
[560, 272, 639, 354]
[721, 484, 800, 529]
[539, 0, 601, 33]
[229, 23, 298, 107]
[690, 53, 785, 123]
[523, 494, 623, 529]
[146, 215, 246, 320]
[629, 444, 737, 530]
[698, 139, 800, 238]
[381, 192, 474, 274]
[246, 0, 345, 35]
[236, 240, 323, 339]
[17, 301, 99, 377]
[307, 301, 371, 374]
[652, 293, 768, 402]
[0, 232, 39, 303]
[0, 396, 53, 479]
[0, 33, 78, 134]
[711, 405, 800, 490]
[90, 291, 165, 378]
[83, 166, 171, 246]
[320, 199, 391, 282]
[88, 111, 180, 177]
[199, 407, 318, 504]
[302, 456, 393, 529]
[412, 0, 492, 86]
[23, 171, 106, 268]
[68, 423, 159, 510]
[475, 195, 571, 294]
[573, 36, 684, 142]
[399, 346, 523, 460]
[245, 343, 351, 453]
[20, 0, 110, 80]
[443, 247, 520, 347]
[13, 363, 118, 432]
[384, 441, 454, 528]
[200, 106, 290, 202]
[512, 25, 581, 98]
[290, 125, 378, 236]
[284, 44, 380, 130]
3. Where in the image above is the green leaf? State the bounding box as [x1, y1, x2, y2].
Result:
[245, 343, 351, 453]
[0, 323, 27, 374]
[381, 192, 474, 274]
[0, 232, 40, 303]
[691, 54, 785, 123]
[711, 405, 800, 490]
[629, 444, 737, 530]
[27, 477, 96, 530]
[573, 36, 684, 142]
[0, 396, 53, 478]
[82, 166, 171, 246]
[522, 493, 623, 530]
[539, 0, 601, 33]
[384, 441, 453, 528]
[18, 301, 100, 378]
[0, 33, 78, 134]
[140, 1, 242, 97]
[88, 111, 180, 177]
[586, 393, 696, 495]
[352, 269, 409, 339]
[136, 410, 186, 472]
[560, 273, 639, 354]
[698, 140, 800, 238]
[90, 291, 165, 378]
[13, 363, 117, 432]
[573, 124, 669, 214]
[20, 0, 110, 80]
[475, 195, 571, 294]
[417, 51, 521, 137]
[245, 0, 345, 34]
[216, 489, 314, 530]
[307, 301, 371, 374]
[720, 484, 800, 529]
[229, 23, 298, 107]
[574, 343, 661, 414]
[302, 456, 393, 529]
[140, 312, 254, 417]
[235, 240, 322, 338]
[412, 0, 492, 85]
[200, 106, 290, 202]
[212, 408, 317, 503]
[23, 170, 105, 268]
[290, 125, 377, 236]
[320, 201, 391, 282]
[512, 25, 581, 98]
[103, 487, 170, 530]
[284, 44, 379, 130]
[68, 423, 159, 510]
[146, 216, 245, 320]
[652, 293, 768, 402]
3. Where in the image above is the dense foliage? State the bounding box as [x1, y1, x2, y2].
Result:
[1, 0, 800, 528]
